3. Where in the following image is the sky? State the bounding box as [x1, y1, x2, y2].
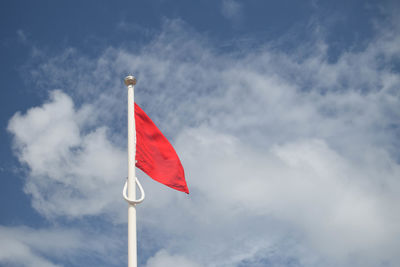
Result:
[1, 0, 400, 266]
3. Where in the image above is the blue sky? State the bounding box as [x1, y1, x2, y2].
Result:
[1, 1, 400, 266]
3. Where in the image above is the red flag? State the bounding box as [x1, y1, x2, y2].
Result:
[135, 103, 189, 194]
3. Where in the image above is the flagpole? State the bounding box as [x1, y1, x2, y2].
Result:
[125, 75, 138, 267]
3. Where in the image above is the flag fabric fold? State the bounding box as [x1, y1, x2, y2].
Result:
[135, 103, 189, 194]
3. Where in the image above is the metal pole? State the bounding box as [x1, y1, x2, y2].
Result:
[125, 75, 137, 267]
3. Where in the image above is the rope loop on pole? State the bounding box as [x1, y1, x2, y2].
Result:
[123, 177, 145, 205]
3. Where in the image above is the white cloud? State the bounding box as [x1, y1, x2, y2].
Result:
[149, 128, 400, 266]
[0, 226, 80, 267]
[9, 16, 400, 267]
[8, 90, 127, 221]
[0, 225, 124, 267]
[145, 250, 201, 267]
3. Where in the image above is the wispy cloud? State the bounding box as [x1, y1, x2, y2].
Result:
[16, 29, 28, 43]
[221, 0, 243, 25]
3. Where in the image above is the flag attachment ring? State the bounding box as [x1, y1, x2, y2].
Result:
[123, 177, 145, 204]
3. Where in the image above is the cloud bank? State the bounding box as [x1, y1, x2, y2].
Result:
[0, 226, 122, 267]
[7, 17, 400, 267]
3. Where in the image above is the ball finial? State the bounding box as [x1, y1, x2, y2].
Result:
[124, 75, 137, 86]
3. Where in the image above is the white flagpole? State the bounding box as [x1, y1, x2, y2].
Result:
[125, 75, 138, 267]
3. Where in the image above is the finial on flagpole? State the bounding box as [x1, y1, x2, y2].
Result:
[124, 75, 137, 86]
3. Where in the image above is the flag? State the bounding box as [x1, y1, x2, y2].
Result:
[135, 103, 189, 194]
